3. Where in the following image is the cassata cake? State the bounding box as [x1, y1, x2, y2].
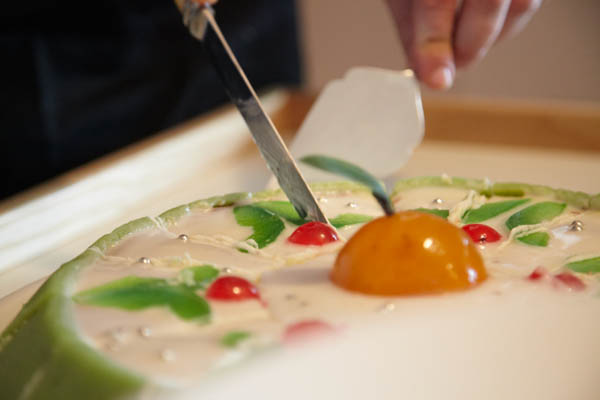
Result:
[1, 176, 600, 399]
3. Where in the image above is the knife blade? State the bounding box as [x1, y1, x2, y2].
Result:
[182, 1, 328, 224]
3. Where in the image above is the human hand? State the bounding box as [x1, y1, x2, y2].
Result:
[386, 0, 542, 90]
[174, 0, 217, 11]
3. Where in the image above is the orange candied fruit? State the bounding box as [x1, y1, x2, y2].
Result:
[331, 211, 487, 296]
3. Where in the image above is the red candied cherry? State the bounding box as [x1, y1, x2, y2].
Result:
[288, 221, 339, 246]
[528, 266, 549, 281]
[553, 272, 586, 291]
[283, 319, 335, 343]
[206, 276, 260, 301]
[462, 224, 502, 244]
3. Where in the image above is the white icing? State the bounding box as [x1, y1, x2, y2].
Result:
[70, 189, 600, 385]
[4, 187, 600, 390]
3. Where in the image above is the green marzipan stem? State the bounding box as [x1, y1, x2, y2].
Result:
[300, 155, 394, 216]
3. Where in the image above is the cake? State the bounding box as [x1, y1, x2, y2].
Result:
[1, 177, 599, 399]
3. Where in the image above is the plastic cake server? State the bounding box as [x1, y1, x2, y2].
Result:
[181, 0, 328, 224]
[287, 67, 424, 186]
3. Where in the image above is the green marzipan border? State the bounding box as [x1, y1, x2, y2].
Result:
[391, 176, 598, 210]
[0, 178, 596, 399]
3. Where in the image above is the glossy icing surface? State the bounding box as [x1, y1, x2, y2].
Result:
[66, 187, 600, 386]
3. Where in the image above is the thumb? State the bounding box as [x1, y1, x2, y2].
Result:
[412, 0, 458, 90]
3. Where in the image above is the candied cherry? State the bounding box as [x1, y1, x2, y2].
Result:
[527, 268, 585, 291]
[288, 221, 339, 246]
[283, 319, 335, 343]
[527, 266, 549, 281]
[206, 276, 260, 301]
[331, 211, 487, 296]
[553, 272, 586, 291]
[461, 224, 502, 244]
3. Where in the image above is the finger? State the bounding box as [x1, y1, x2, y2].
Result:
[453, 0, 511, 68]
[498, 0, 542, 40]
[412, 0, 460, 90]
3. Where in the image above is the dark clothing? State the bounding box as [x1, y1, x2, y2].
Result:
[1, 1, 301, 199]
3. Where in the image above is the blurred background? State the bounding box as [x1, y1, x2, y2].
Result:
[298, 0, 600, 102]
[2, 0, 599, 202]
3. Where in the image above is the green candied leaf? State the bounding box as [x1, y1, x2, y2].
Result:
[505, 201, 566, 230]
[253, 201, 308, 225]
[221, 331, 252, 348]
[413, 208, 450, 219]
[73, 276, 169, 310]
[516, 231, 549, 247]
[300, 154, 394, 216]
[462, 199, 530, 224]
[73, 276, 211, 322]
[233, 205, 285, 248]
[329, 213, 373, 228]
[178, 265, 219, 289]
[566, 257, 600, 273]
[166, 289, 211, 321]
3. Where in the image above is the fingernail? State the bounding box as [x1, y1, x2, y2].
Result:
[430, 67, 453, 90]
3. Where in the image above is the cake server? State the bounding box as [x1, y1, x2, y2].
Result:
[181, 0, 328, 224]
[286, 67, 424, 186]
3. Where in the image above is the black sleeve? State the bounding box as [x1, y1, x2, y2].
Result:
[0, 0, 301, 199]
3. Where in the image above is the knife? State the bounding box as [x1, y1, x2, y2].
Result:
[181, 0, 329, 224]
